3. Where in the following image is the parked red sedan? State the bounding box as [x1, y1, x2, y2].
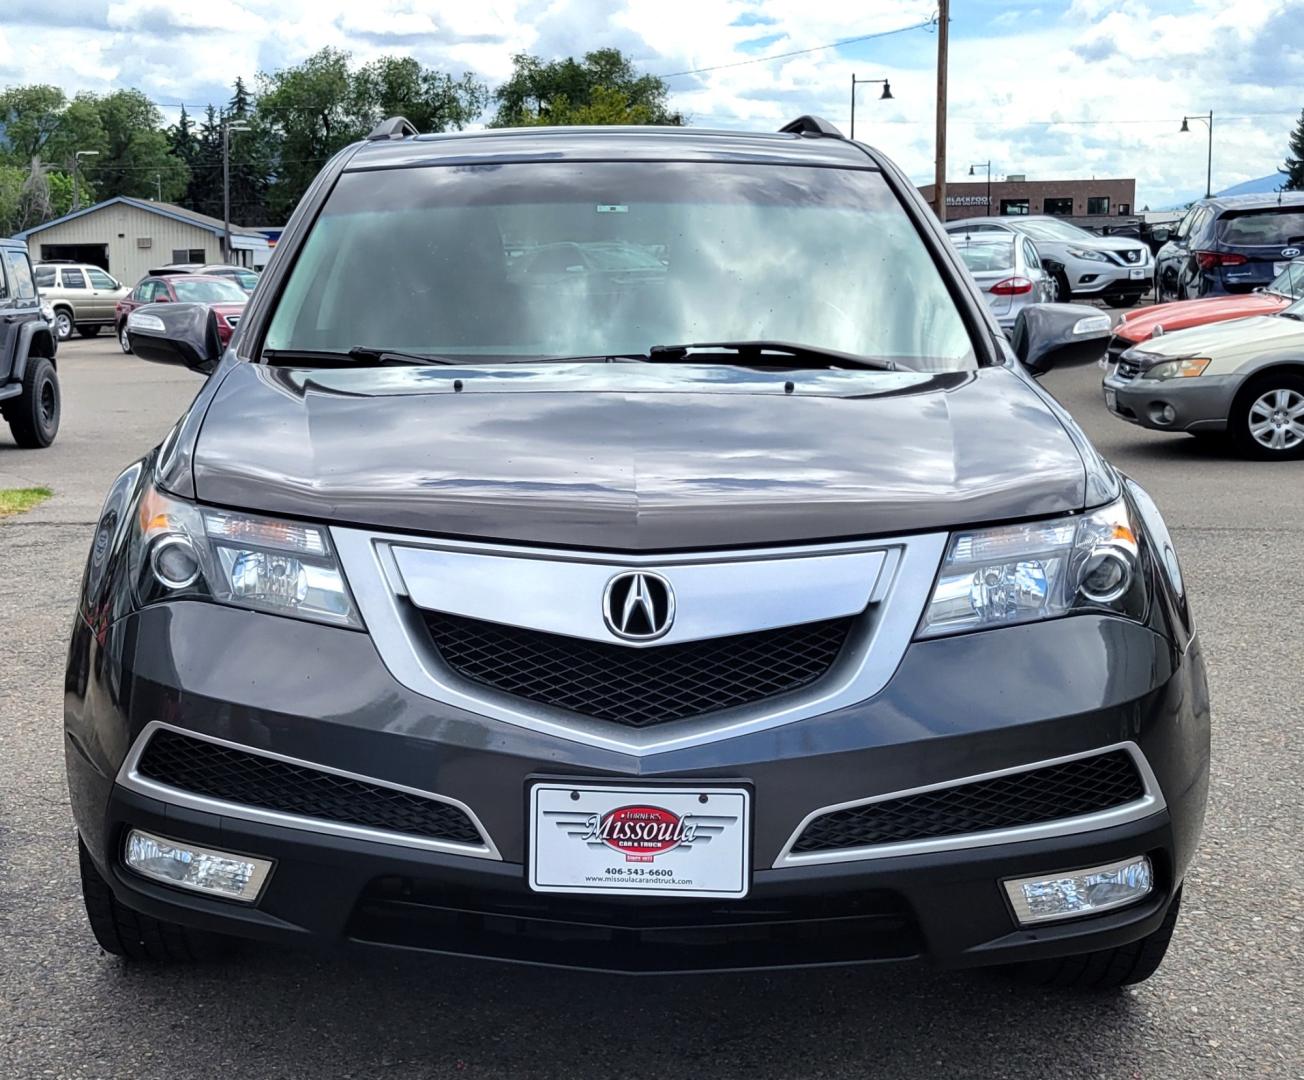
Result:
[115, 274, 247, 354]
[1106, 258, 1304, 363]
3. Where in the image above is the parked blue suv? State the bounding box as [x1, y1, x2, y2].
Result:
[1155, 192, 1304, 301]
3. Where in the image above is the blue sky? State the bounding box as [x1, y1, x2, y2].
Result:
[1, 0, 1300, 207]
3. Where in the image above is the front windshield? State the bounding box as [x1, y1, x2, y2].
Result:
[1015, 218, 1093, 242]
[173, 278, 248, 302]
[1267, 259, 1304, 299]
[265, 161, 976, 371]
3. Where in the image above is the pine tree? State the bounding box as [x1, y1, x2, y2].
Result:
[1284, 108, 1304, 191]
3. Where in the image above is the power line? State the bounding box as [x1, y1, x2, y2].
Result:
[656, 18, 936, 79]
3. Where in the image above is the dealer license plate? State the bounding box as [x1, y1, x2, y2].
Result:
[1128, 267, 1146, 280]
[528, 782, 751, 898]
[1104, 388, 1118, 410]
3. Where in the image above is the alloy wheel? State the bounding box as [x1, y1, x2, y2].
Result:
[39, 378, 56, 427]
[55, 312, 72, 340]
[120, 325, 132, 353]
[1248, 388, 1304, 452]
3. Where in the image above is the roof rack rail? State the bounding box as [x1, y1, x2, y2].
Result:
[367, 116, 419, 141]
[778, 115, 844, 139]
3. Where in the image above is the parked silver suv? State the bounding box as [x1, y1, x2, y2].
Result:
[33, 263, 131, 341]
[945, 216, 1152, 308]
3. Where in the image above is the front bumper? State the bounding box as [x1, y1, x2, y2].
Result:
[66, 601, 1210, 974]
[1103, 370, 1241, 432]
[1069, 260, 1151, 297]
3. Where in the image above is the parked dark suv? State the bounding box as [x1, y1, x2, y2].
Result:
[1155, 192, 1304, 301]
[0, 238, 60, 447]
[68, 118, 1209, 989]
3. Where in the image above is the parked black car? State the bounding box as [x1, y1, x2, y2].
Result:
[68, 117, 1209, 990]
[0, 238, 60, 447]
[1155, 192, 1304, 301]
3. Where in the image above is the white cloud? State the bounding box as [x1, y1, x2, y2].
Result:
[1, 0, 1299, 208]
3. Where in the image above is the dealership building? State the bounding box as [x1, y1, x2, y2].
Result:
[12, 197, 270, 285]
[918, 176, 1138, 225]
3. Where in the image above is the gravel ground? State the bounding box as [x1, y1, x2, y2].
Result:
[0, 338, 1300, 1079]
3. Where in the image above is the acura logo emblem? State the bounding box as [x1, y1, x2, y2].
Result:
[603, 572, 675, 641]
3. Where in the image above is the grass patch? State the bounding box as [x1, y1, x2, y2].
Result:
[0, 486, 53, 518]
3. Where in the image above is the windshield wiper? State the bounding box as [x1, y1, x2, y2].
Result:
[645, 340, 897, 371]
[261, 347, 460, 367]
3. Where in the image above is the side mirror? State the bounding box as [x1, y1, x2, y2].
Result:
[1150, 227, 1170, 244]
[127, 303, 220, 375]
[1011, 303, 1112, 376]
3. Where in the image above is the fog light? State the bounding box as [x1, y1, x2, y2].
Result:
[1004, 855, 1152, 925]
[124, 829, 272, 902]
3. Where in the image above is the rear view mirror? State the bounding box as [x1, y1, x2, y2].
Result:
[127, 303, 221, 375]
[1011, 303, 1112, 376]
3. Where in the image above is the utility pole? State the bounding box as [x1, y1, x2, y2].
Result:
[933, 0, 950, 221]
[222, 117, 250, 262]
[155, 174, 162, 201]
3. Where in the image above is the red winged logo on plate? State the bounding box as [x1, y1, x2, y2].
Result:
[546, 803, 737, 863]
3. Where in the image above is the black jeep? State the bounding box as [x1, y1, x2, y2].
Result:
[0, 237, 60, 448]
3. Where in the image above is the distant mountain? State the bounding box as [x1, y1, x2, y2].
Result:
[1158, 171, 1291, 210]
[1216, 171, 1291, 196]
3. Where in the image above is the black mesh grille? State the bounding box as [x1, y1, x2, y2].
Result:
[137, 729, 483, 845]
[422, 611, 853, 729]
[791, 751, 1145, 853]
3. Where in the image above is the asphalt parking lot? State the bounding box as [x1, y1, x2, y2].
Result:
[1, 336, 1300, 1080]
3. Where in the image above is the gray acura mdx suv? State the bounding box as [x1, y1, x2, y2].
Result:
[67, 117, 1209, 989]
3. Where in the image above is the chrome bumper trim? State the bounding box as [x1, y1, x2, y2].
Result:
[115, 721, 501, 861]
[771, 741, 1165, 868]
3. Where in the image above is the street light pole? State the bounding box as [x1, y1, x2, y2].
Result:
[969, 161, 992, 215]
[72, 150, 99, 212]
[222, 118, 250, 263]
[849, 75, 893, 142]
[1180, 112, 1214, 198]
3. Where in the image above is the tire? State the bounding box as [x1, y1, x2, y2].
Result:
[1229, 372, 1304, 460]
[78, 838, 229, 962]
[6, 355, 60, 448]
[1053, 271, 1071, 303]
[1007, 888, 1183, 990]
[53, 308, 74, 341]
[76, 325, 101, 338]
[118, 322, 132, 354]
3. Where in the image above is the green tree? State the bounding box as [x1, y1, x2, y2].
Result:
[0, 163, 25, 235]
[0, 86, 106, 171]
[1283, 108, 1304, 190]
[225, 79, 273, 225]
[84, 90, 188, 202]
[490, 49, 683, 128]
[256, 48, 487, 218]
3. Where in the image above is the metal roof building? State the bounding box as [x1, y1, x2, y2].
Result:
[11, 197, 271, 285]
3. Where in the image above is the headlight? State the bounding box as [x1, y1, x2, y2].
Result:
[1141, 357, 1210, 380]
[1067, 247, 1108, 262]
[917, 498, 1148, 638]
[128, 484, 361, 627]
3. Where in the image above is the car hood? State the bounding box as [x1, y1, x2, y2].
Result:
[190, 362, 1090, 550]
[1117, 293, 1290, 342]
[1123, 313, 1304, 364]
